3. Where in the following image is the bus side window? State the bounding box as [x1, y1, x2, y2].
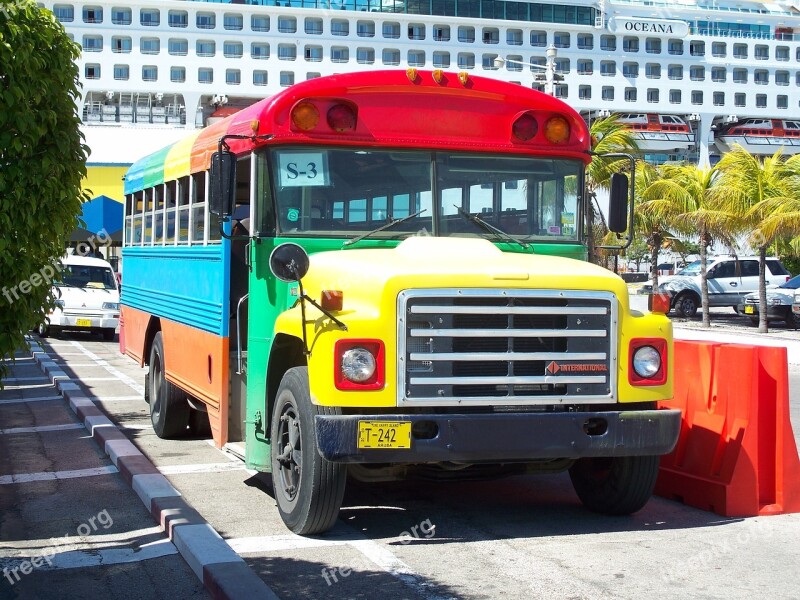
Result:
[191, 172, 206, 244]
[124, 194, 134, 246]
[165, 180, 177, 245]
[153, 185, 165, 244]
[144, 189, 154, 245]
[133, 191, 144, 245]
[177, 176, 190, 244]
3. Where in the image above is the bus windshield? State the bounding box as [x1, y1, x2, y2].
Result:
[267, 148, 581, 243]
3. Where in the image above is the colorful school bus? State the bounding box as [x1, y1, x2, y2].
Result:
[121, 70, 680, 534]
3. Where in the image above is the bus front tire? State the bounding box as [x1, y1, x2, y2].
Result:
[271, 367, 346, 535]
[148, 332, 190, 438]
[569, 454, 660, 516]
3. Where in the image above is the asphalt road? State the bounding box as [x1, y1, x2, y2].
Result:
[3, 332, 800, 600]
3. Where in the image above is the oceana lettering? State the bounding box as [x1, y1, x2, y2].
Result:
[624, 21, 674, 33]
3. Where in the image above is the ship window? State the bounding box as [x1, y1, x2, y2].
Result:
[434, 25, 452, 42]
[305, 17, 322, 35]
[531, 57, 545, 71]
[668, 39, 683, 55]
[690, 66, 704, 81]
[196, 12, 214, 30]
[733, 68, 747, 83]
[600, 35, 615, 51]
[579, 85, 591, 100]
[645, 63, 660, 79]
[409, 23, 425, 41]
[198, 68, 213, 84]
[197, 41, 215, 57]
[776, 71, 789, 86]
[756, 94, 767, 108]
[482, 27, 499, 44]
[577, 59, 592, 75]
[141, 38, 160, 55]
[554, 84, 567, 99]
[332, 19, 349, 36]
[624, 87, 637, 102]
[505, 54, 523, 72]
[226, 69, 240, 85]
[252, 43, 270, 60]
[776, 46, 789, 61]
[142, 65, 157, 82]
[113, 64, 128, 81]
[647, 89, 659, 103]
[278, 44, 297, 61]
[432, 51, 450, 68]
[358, 21, 375, 38]
[754, 45, 768, 60]
[713, 91, 724, 106]
[224, 41, 243, 58]
[645, 38, 660, 54]
[734, 93, 745, 107]
[112, 7, 131, 25]
[482, 53, 498, 69]
[733, 43, 747, 59]
[622, 37, 638, 53]
[358, 47, 375, 64]
[168, 39, 187, 56]
[712, 42, 726, 58]
[53, 5, 73, 22]
[669, 89, 681, 104]
[253, 71, 268, 86]
[252, 15, 270, 32]
[382, 49, 400, 66]
[754, 70, 768, 85]
[168, 10, 187, 28]
[278, 17, 297, 34]
[797, 73, 800, 86]
[280, 72, 295, 87]
[577, 33, 593, 50]
[170, 67, 185, 83]
[602, 86, 614, 101]
[690, 41, 705, 56]
[668, 64, 683, 80]
[409, 50, 426, 67]
[383, 22, 400, 39]
[82, 35, 103, 52]
[112, 36, 131, 53]
[307, 73, 321, 80]
[85, 63, 100, 79]
[224, 13, 243, 31]
[711, 67, 726, 82]
[332, 46, 350, 63]
[140, 8, 159, 26]
[691, 90, 703, 105]
[777, 95, 788, 109]
[83, 6, 102, 23]
[530, 30, 546, 47]
[507, 29, 522, 45]
[622, 62, 638, 78]
[600, 61, 615, 76]
[304, 45, 322, 61]
[458, 52, 475, 69]
[554, 31, 570, 48]
[554, 58, 569, 74]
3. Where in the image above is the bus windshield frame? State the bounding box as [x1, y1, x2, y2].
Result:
[260, 146, 583, 244]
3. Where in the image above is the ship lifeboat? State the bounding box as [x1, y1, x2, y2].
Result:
[615, 113, 694, 152]
[715, 118, 800, 155]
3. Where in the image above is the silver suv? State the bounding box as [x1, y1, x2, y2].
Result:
[640, 256, 791, 317]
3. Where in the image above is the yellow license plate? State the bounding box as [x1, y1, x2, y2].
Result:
[357, 421, 411, 450]
[744, 306, 755, 314]
[75, 318, 92, 327]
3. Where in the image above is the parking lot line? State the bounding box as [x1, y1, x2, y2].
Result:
[68, 341, 145, 394]
[0, 396, 63, 405]
[0, 466, 118, 485]
[0, 423, 84, 435]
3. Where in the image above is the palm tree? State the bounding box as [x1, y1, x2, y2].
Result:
[585, 115, 640, 264]
[633, 161, 672, 291]
[714, 147, 797, 333]
[639, 163, 737, 326]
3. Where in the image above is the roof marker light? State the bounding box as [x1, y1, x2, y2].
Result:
[291, 102, 320, 131]
[327, 103, 357, 133]
[250, 119, 259, 133]
[512, 113, 538, 142]
[544, 116, 571, 144]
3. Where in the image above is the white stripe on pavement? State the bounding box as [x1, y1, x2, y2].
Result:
[69, 341, 145, 394]
[88, 395, 143, 402]
[158, 462, 249, 476]
[0, 396, 63, 405]
[0, 466, 118, 485]
[4, 377, 50, 384]
[0, 539, 177, 572]
[4, 383, 60, 390]
[0, 423, 84, 435]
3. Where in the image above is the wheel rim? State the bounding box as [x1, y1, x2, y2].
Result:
[679, 296, 696, 314]
[275, 399, 302, 504]
[151, 350, 164, 424]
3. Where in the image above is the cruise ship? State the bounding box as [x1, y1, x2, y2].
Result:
[37, 0, 800, 199]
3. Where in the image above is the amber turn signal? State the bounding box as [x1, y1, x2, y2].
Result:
[321, 290, 343, 312]
[291, 102, 320, 131]
[543, 116, 570, 144]
[648, 292, 671, 314]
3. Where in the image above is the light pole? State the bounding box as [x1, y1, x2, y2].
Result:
[493, 44, 559, 96]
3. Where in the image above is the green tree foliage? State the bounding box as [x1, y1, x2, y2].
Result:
[0, 0, 88, 381]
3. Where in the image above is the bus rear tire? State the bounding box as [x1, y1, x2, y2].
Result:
[102, 328, 116, 341]
[148, 332, 189, 438]
[569, 454, 660, 516]
[271, 367, 346, 535]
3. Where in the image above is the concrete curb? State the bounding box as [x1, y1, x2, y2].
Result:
[29, 340, 279, 600]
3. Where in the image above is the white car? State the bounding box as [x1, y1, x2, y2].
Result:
[738, 274, 800, 327]
[39, 255, 120, 340]
[638, 256, 791, 317]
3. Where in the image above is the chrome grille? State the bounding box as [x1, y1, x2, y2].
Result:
[397, 289, 617, 406]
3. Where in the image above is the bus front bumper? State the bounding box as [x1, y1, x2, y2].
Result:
[314, 409, 682, 464]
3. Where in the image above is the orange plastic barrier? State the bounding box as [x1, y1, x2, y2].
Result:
[655, 340, 800, 516]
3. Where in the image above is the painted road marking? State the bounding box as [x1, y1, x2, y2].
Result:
[0, 423, 84, 435]
[69, 341, 145, 394]
[0, 539, 177, 572]
[0, 396, 63, 405]
[158, 462, 250, 476]
[0, 466, 118, 485]
[4, 377, 50, 384]
[88, 395, 142, 402]
[3, 383, 60, 390]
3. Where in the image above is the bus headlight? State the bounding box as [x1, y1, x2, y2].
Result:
[341, 348, 376, 383]
[335, 340, 385, 390]
[629, 338, 667, 386]
[633, 346, 661, 378]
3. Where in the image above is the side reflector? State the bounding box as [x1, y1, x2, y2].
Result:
[544, 116, 571, 144]
[327, 103, 357, 133]
[321, 290, 343, 312]
[649, 292, 671, 314]
[512, 114, 538, 142]
[291, 102, 319, 131]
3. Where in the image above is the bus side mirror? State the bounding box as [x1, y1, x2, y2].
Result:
[608, 173, 629, 234]
[210, 151, 236, 218]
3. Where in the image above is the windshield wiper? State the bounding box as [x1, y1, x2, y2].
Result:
[343, 209, 427, 247]
[455, 206, 530, 250]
